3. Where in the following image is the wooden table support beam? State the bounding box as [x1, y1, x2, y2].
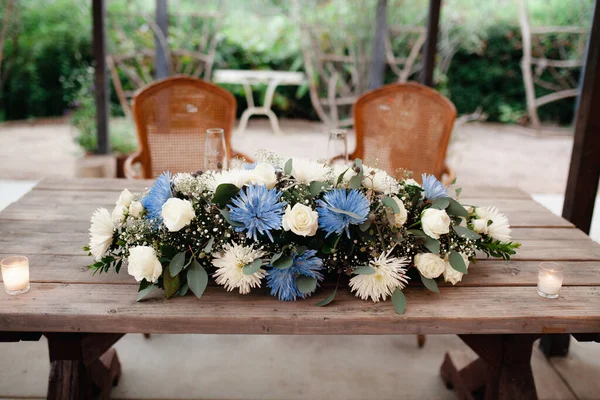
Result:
[45, 333, 124, 400]
[440, 334, 540, 400]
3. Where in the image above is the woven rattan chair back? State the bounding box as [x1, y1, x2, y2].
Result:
[353, 82, 456, 181]
[130, 76, 237, 179]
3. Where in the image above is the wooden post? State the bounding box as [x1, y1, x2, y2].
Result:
[420, 0, 441, 87]
[368, 0, 387, 90]
[155, 0, 169, 79]
[92, 0, 110, 154]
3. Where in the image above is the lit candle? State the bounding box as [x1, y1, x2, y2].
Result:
[1, 256, 30, 295]
[537, 262, 563, 299]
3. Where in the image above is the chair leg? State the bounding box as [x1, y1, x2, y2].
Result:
[417, 334, 426, 348]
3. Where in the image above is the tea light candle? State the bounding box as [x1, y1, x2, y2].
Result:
[537, 262, 563, 299]
[1, 256, 30, 295]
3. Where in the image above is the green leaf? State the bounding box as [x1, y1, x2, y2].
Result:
[136, 285, 154, 302]
[295, 246, 308, 255]
[296, 276, 317, 294]
[449, 251, 468, 274]
[179, 282, 189, 296]
[212, 183, 240, 208]
[353, 158, 363, 169]
[336, 168, 349, 186]
[220, 208, 243, 227]
[382, 196, 400, 213]
[272, 254, 293, 269]
[83, 245, 90, 251]
[392, 288, 407, 315]
[446, 198, 469, 217]
[407, 229, 426, 237]
[315, 288, 337, 307]
[187, 260, 208, 299]
[420, 275, 440, 293]
[309, 181, 327, 196]
[348, 175, 362, 189]
[453, 225, 481, 240]
[284, 158, 293, 175]
[353, 266, 376, 275]
[203, 237, 215, 253]
[169, 252, 186, 277]
[430, 197, 450, 210]
[322, 234, 342, 254]
[455, 187, 462, 197]
[423, 237, 440, 254]
[163, 270, 181, 299]
[451, 177, 457, 185]
[270, 251, 283, 264]
[243, 258, 263, 275]
[327, 205, 362, 219]
[359, 220, 371, 232]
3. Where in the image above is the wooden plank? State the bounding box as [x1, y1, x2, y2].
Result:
[563, 0, 600, 235]
[0, 284, 599, 334]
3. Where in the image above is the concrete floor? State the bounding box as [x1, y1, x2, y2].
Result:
[1, 118, 599, 399]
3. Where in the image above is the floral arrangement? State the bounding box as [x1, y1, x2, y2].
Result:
[85, 152, 520, 314]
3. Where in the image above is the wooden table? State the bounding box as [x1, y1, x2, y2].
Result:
[213, 69, 305, 136]
[1, 179, 599, 400]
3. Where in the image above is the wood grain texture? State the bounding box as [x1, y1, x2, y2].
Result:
[0, 284, 599, 334]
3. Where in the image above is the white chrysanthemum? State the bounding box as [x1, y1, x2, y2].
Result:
[402, 178, 421, 188]
[89, 208, 114, 261]
[349, 248, 410, 302]
[362, 167, 400, 194]
[332, 164, 354, 187]
[290, 158, 330, 184]
[212, 243, 266, 294]
[475, 206, 511, 242]
[209, 169, 253, 191]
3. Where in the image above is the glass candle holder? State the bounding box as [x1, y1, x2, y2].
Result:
[204, 128, 228, 171]
[1, 256, 30, 295]
[537, 262, 563, 299]
[327, 129, 349, 165]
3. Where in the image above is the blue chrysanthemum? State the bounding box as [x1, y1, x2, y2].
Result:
[228, 184, 286, 242]
[317, 189, 369, 238]
[267, 250, 324, 301]
[142, 172, 172, 221]
[422, 173, 448, 200]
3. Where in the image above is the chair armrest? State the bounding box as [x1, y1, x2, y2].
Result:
[441, 164, 456, 188]
[124, 151, 143, 179]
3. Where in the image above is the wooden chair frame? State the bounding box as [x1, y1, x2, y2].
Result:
[352, 82, 456, 184]
[125, 76, 249, 179]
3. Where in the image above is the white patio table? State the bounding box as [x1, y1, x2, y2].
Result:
[213, 69, 305, 136]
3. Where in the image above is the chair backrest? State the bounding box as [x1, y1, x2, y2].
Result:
[352, 82, 456, 180]
[132, 76, 236, 179]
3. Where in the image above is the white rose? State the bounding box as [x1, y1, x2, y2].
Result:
[282, 203, 319, 237]
[414, 253, 446, 279]
[116, 189, 133, 208]
[472, 218, 489, 234]
[362, 167, 399, 194]
[387, 197, 408, 227]
[161, 198, 195, 232]
[129, 201, 144, 218]
[127, 246, 163, 283]
[248, 162, 277, 189]
[111, 205, 126, 224]
[403, 178, 421, 188]
[443, 253, 470, 285]
[421, 208, 450, 239]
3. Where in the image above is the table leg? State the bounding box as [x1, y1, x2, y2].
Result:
[539, 334, 570, 357]
[45, 333, 123, 400]
[440, 334, 540, 400]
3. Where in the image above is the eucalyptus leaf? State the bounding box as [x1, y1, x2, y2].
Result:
[270, 251, 283, 264]
[423, 237, 440, 254]
[212, 183, 240, 208]
[353, 158, 363, 169]
[446, 198, 469, 217]
[178, 282, 189, 296]
[136, 285, 154, 302]
[187, 260, 208, 299]
[169, 252, 186, 277]
[430, 197, 450, 210]
[296, 246, 308, 255]
[203, 237, 215, 253]
[243, 258, 263, 275]
[359, 220, 372, 232]
[455, 187, 462, 197]
[353, 266, 376, 275]
[449, 251, 468, 274]
[336, 168, 349, 186]
[348, 175, 362, 189]
[407, 229, 426, 237]
[284, 158, 293, 175]
[309, 181, 327, 196]
[382, 196, 401, 213]
[327, 205, 362, 219]
[296, 276, 317, 294]
[272, 254, 293, 269]
[315, 288, 337, 307]
[220, 209, 243, 227]
[420, 275, 440, 293]
[453, 225, 481, 240]
[392, 288, 407, 315]
[163, 269, 181, 299]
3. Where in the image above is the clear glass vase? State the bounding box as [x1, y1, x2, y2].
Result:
[327, 129, 349, 165]
[204, 128, 228, 171]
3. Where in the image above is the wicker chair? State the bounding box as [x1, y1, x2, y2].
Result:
[125, 76, 250, 179]
[352, 82, 457, 184]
